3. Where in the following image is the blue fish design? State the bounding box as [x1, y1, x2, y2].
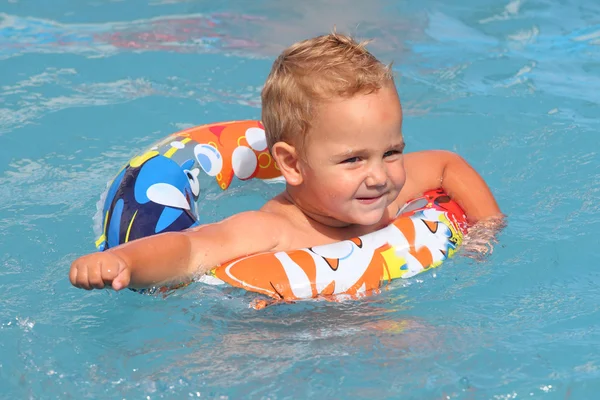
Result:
[96, 152, 200, 251]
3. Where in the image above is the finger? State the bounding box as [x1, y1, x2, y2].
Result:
[112, 268, 131, 291]
[76, 266, 91, 290]
[101, 261, 119, 285]
[69, 264, 79, 287]
[88, 263, 105, 289]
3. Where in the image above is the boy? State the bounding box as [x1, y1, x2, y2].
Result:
[70, 33, 501, 291]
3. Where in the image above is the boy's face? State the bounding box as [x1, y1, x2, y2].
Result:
[297, 83, 406, 226]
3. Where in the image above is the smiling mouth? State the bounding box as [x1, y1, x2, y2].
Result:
[356, 194, 385, 204]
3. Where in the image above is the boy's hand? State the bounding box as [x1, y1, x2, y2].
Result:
[460, 215, 506, 261]
[69, 252, 131, 291]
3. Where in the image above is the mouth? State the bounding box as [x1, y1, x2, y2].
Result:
[356, 193, 386, 205]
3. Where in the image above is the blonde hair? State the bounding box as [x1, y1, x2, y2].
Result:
[261, 32, 394, 152]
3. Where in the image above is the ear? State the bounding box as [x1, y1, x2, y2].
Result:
[271, 141, 304, 186]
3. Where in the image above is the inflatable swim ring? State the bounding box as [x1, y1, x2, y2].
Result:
[96, 120, 468, 305]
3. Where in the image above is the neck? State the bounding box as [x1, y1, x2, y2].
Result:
[283, 187, 351, 229]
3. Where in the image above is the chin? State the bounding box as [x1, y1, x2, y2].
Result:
[348, 210, 386, 227]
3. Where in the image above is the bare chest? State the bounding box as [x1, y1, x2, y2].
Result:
[262, 195, 398, 251]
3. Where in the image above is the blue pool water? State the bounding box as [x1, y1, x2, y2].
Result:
[1, 0, 599, 398]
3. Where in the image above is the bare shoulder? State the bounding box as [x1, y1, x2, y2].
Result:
[179, 206, 294, 268]
[259, 192, 323, 249]
[189, 206, 291, 238]
[394, 150, 461, 206]
[403, 149, 458, 167]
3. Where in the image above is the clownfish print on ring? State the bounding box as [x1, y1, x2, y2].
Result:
[208, 188, 466, 307]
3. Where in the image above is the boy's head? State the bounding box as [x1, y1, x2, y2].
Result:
[261, 33, 406, 228]
[261, 32, 394, 153]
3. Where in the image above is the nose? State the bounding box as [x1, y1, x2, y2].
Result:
[365, 161, 387, 188]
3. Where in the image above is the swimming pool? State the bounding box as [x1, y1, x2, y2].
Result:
[1, 0, 599, 398]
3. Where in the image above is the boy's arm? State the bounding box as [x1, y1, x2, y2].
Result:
[70, 210, 286, 291]
[399, 150, 501, 222]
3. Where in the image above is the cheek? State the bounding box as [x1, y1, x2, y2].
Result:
[318, 172, 354, 199]
[329, 174, 361, 200]
[390, 162, 407, 186]
[305, 167, 339, 197]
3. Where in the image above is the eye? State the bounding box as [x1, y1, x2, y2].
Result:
[194, 144, 222, 176]
[341, 156, 360, 164]
[184, 168, 200, 197]
[384, 150, 402, 158]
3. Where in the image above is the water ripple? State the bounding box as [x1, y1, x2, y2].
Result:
[0, 68, 261, 133]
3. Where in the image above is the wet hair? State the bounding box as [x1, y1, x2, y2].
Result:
[261, 32, 394, 152]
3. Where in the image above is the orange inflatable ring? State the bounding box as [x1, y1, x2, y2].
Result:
[95, 120, 468, 306]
